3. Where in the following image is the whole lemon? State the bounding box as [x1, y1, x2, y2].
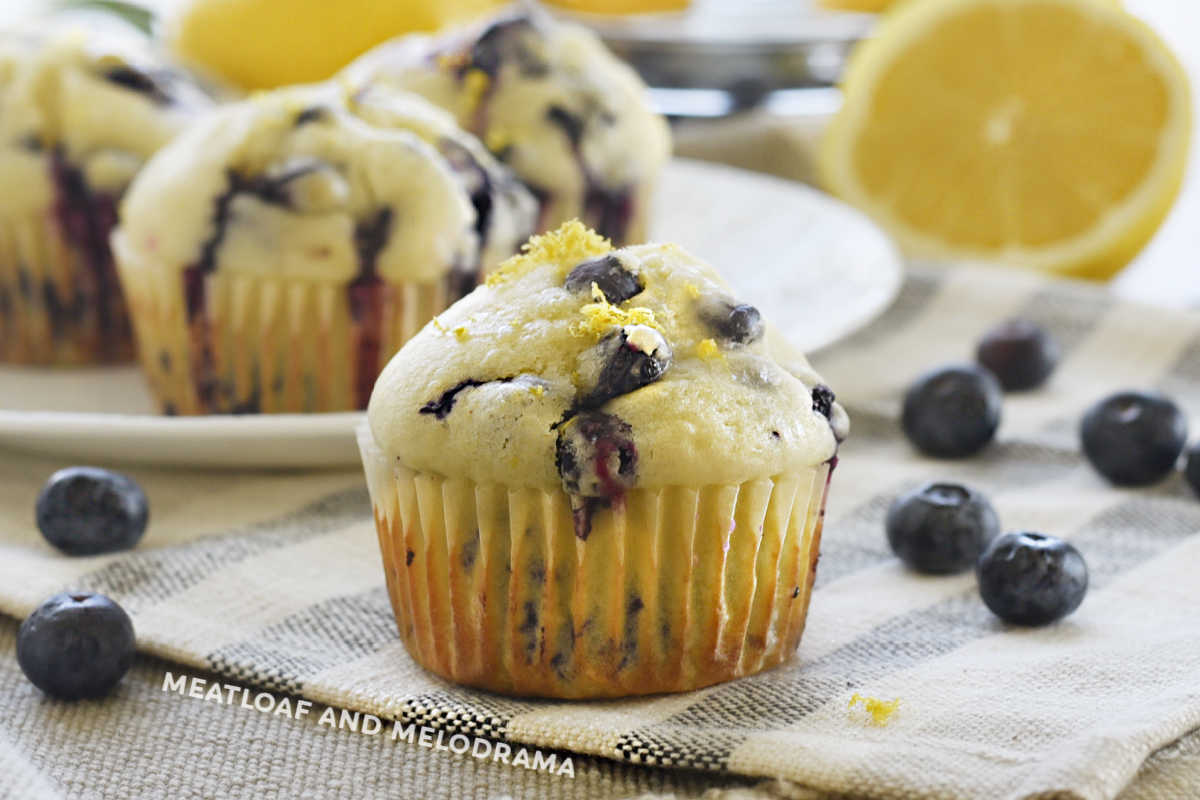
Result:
[166, 0, 507, 90]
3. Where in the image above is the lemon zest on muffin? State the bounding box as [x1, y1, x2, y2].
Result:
[485, 127, 513, 153]
[695, 338, 723, 361]
[436, 51, 470, 71]
[487, 220, 612, 287]
[848, 693, 900, 726]
[452, 326, 470, 342]
[570, 283, 659, 338]
[431, 316, 448, 333]
[684, 282, 702, 300]
[528, 384, 546, 397]
[462, 68, 491, 113]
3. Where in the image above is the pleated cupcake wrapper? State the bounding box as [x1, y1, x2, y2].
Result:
[359, 424, 831, 699]
[116, 247, 451, 414]
[0, 210, 133, 364]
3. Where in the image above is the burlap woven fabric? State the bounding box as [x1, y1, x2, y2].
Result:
[2, 265, 1199, 799]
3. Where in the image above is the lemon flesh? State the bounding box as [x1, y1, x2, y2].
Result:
[167, 0, 507, 90]
[821, 0, 1190, 279]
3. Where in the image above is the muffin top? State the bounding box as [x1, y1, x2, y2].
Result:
[344, 12, 671, 240]
[0, 27, 212, 201]
[116, 81, 536, 287]
[369, 222, 848, 513]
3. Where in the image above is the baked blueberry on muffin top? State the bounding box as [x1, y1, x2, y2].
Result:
[370, 221, 847, 537]
[344, 12, 671, 245]
[0, 27, 212, 363]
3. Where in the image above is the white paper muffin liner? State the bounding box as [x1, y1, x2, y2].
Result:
[359, 423, 832, 699]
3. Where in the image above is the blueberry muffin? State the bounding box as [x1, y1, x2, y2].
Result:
[0, 27, 211, 364]
[344, 12, 671, 246]
[113, 82, 536, 415]
[359, 221, 847, 698]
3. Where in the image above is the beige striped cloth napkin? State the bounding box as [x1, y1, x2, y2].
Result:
[2, 264, 1199, 800]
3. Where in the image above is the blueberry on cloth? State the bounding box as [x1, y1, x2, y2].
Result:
[901, 365, 1002, 458]
[976, 318, 1059, 391]
[564, 255, 642, 303]
[886, 482, 1000, 574]
[1080, 391, 1186, 486]
[36, 467, 149, 556]
[1184, 441, 1200, 498]
[976, 532, 1087, 626]
[17, 592, 136, 700]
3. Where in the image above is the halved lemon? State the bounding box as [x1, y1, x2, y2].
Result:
[820, 0, 1191, 279]
[165, 0, 506, 90]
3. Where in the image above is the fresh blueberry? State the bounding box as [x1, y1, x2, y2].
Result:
[976, 532, 1088, 626]
[564, 255, 643, 303]
[901, 365, 1002, 458]
[17, 592, 136, 700]
[1080, 391, 1186, 486]
[1185, 442, 1200, 498]
[976, 318, 1059, 391]
[886, 482, 1000, 574]
[578, 325, 671, 408]
[36, 467, 149, 556]
[698, 297, 763, 345]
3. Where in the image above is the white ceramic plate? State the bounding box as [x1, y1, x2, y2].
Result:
[0, 159, 901, 468]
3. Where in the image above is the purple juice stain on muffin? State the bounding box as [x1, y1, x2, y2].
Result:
[47, 149, 130, 359]
[101, 64, 174, 105]
[438, 138, 495, 242]
[545, 105, 584, 148]
[583, 184, 635, 249]
[348, 207, 396, 410]
[185, 170, 241, 318]
[555, 411, 638, 540]
[181, 172, 252, 409]
[419, 378, 488, 419]
[293, 106, 329, 126]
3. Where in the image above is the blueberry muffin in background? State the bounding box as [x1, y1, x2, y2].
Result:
[359, 221, 847, 699]
[344, 11, 671, 246]
[112, 81, 537, 415]
[0, 27, 212, 365]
